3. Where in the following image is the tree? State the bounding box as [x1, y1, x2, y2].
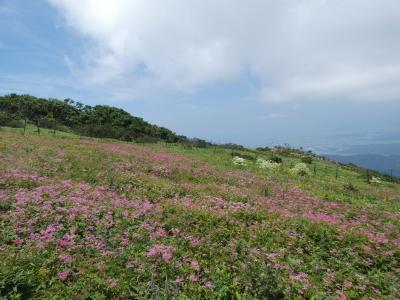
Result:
[0, 94, 185, 143]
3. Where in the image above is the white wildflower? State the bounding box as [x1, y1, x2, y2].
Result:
[232, 156, 246, 166]
[370, 176, 382, 184]
[257, 158, 280, 171]
[290, 163, 311, 176]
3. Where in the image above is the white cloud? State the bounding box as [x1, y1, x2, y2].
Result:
[49, 0, 400, 102]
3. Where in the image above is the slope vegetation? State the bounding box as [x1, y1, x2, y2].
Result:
[0, 128, 399, 299]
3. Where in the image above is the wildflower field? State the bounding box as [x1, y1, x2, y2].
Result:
[0, 127, 399, 299]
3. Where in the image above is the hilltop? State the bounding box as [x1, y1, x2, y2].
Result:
[0, 94, 195, 144]
[0, 126, 399, 299]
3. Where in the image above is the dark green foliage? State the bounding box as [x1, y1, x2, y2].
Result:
[269, 155, 283, 164]
[0, 112, 13, 126]
[0, 94, 186, 143]
[344, 182, 358, 192]
[256, 146, 271, 152]
[0, 200, 12, 212]
[184, 138, 213, 148]
[222, 143, 246, 150]
[301, 156, 313, 164]
[232, 151, 256, 161]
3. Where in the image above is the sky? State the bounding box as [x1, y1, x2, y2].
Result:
[1, 0, 400, 149]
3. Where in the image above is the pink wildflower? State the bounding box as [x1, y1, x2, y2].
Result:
[58, 233, 75, 249]
[146, 244, 176, 262]
[107, 278, 118, 288]
[175, 277, 184, 285]
[13, 238, 24, 246]
[190, 260, 200, 272]
[150, 227, 166, 239]
[59, 253, 73, 263]
[58, 271, 70, 281]
[189, 274, 198, 282]
[337, 290, 347, 300]
[185, 235, 201, 246]
[121, 238, 130, 245]
[343, 280, 352, 289]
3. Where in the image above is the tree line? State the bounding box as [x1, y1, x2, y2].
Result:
[0, 94, 190, 143]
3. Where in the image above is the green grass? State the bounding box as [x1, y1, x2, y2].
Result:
[0, 126, 399, 299]
[2, 123, 78, 138]
[149, 142, 400, 211]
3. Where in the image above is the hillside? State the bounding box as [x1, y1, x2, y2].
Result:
[0, 127, 399, 299]
[0, 94, 187, 144]
[1, 94, 398, 178]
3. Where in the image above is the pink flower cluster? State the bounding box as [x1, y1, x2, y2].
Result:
[146, 244, 176, 261]
[259, 186, 399, 245]
[1, 174, 163, 257]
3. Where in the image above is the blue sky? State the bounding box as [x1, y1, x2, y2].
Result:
[1, 0, 400, 149]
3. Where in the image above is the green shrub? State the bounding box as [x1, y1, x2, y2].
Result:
[344, 182, 358, 192]
[269, 155, 283, 164]
[0, 200, 12, 211]
[301, 156, 313, 164]
[232, 152, 256, 161]
[0, 112, 14, 126]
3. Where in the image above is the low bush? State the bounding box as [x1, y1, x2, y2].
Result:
[290, 163, 311, 176]
[269, 155, 283, 164]
[301, 156, 313, 164]
[233, 156, 246, 166]
[257, 158, 280, 171]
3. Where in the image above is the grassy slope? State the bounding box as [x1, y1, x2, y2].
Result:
[0, 127, 399, 299]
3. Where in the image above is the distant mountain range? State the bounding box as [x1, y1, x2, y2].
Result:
[326, 154, 400, 177]
[287, 131, 400, 178]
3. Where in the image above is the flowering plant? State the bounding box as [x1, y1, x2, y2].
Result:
[290, 163, 311, 176]
[256, 158, 280, 171]
[232, 156, 246, 166]
[370, 176, 383, 184]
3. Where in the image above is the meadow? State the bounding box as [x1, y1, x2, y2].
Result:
[0, 127, 399, 299]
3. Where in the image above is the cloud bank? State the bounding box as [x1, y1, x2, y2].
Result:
[49, 0, 400, 102]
